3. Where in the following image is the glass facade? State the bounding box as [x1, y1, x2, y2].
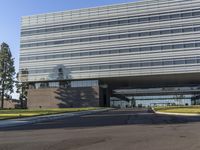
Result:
[20, 0, 200, 82]
[135, 95, 192, 107]
[30, 80, 98, 89]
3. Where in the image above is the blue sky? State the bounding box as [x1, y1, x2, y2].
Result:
[0, 0, 138, 98]
[0, 0, 138, 72]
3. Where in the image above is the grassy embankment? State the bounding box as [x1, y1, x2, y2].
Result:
[154, 106, 200, 114]
[0, 107, 97, 120]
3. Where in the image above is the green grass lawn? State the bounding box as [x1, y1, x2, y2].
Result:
[154, 106, 200, 114]
[0, 107, 97, 120]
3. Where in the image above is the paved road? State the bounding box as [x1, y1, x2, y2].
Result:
[1, 108, 200, 150]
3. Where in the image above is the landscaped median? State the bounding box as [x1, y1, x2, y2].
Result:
[153, 106, 200, 116]
[0, 107, 97, 120]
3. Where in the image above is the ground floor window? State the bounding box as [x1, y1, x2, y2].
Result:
[29, 80, 98, 89]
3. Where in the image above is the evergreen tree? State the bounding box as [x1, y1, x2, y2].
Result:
[0, 43, 15, 109]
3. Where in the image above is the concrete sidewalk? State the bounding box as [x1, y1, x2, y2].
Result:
[154, 111, 200, 116]
[152, 108, 200, 116]
[0, 108, 113, 128]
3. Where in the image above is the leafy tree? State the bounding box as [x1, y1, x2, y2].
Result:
[16, 72, 28, 109]
[0, 43, 15, 109]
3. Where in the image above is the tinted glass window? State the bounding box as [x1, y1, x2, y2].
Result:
[162, 45, 172, 50]
[129, 33, 138, 37]
[121, 64, 129, 68]
[181, 13, 192, 18]
[163, 60, 173, 65]
[110, 49, 119, 54]
[129, 19, 138, 24]
[119, 20, 129, 24]
[130, 48, 140, 52]
[91, 66, 99, 70]
[71, 67, 79, 71]
[195, 42, 200, 47]
[99, 22, 108, 26]
[64, 54, 71, 57]
[151, 46, 161, 51]
[140, 47, 150, 51]
[172, 28, 182, 33]
[90, 51, 99, 55]
[184, 43, 195, 48]
[194, 27, 200, 31]
[151, 61, 162, 66]
[185, 59, 197, 64]
[110, 35, 119, 39]
[71, 39, 80, 43]
[100, 50, 109, 54]
[119, 34, 129, 38]
[101, 36, 109, 40]
[174, 59, 185, 65]
[80, 38, 90, 42]
[90, 23, 98, 28]
[140, 32, 149, 36]
[138, 17, 149, 22]
[130, 63, 140, 67]
[170, 14, 181, 19]
[160, 30, 171, 34]
[149, 16, 159, 21]
[100, 65, 109, 69]
[109, 21, 118, 26]
[80, 24, 90, 28]
[193, 11, 200, 16]
[159, 15, 170, 20]
[63, 26, 70, 30]
[120, 49, 130, 53]
[111, 64, 120, 69]
[141, 62, 151, 67]
[173, 44, 184, 49]
[150, 31, 160, 35]
[81, 52, 89, 56]
[183, 28, 193, 32]
[197, 57, 200, 63]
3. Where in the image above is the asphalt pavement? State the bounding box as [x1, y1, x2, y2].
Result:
[0, 108, 200, 150]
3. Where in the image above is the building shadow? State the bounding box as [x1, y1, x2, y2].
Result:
[54, 87, 99, 108]
[2, 109, 200, 131]
[48, 64, 100, 108]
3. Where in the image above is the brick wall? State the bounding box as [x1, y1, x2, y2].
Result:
[27, 86, 100, 108]
[4, 99, 20, 109]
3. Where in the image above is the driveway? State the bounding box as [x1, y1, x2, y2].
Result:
[0, 108, 200, 150]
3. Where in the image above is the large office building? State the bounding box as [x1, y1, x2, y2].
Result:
[20, 0, 200, 108]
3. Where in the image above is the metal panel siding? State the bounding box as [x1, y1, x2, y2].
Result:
[20, 0, 200, 82]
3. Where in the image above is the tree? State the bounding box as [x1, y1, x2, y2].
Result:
[16, 72, 28, 109]
[0, 43, 15, 109]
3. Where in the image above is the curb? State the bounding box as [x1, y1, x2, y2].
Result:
[0, 108, 113, 128]
[151, 107, 200, 116]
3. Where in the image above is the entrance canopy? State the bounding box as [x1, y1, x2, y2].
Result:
[113, 86, 200, 96]
[99, 72, 200, 90]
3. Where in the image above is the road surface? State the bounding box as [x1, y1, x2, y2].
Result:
[0, 108, 200, 150]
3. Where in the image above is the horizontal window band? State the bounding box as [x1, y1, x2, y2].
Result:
[21, 7, 200, 36]
[21, 24, 200, 44]
[20, 57, 200, 75]
[20, 38, 200, 57]
[20, 41, 200, 61]
[20, 26, 200, 48]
